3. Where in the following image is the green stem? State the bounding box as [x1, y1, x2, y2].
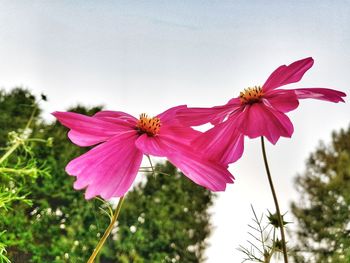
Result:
[0, 167, 37, 174]
[87, 196, 125, 263]
[260, 137, 288, 263]
[0, 141, 21, 165]
[24, 105, 37, 131]
[146, 155, 155, 176]
[25, 138, 48, 143]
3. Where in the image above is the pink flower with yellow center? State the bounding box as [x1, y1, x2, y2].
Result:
[177, 57, 346, 165]
[53, 105, 234, 199]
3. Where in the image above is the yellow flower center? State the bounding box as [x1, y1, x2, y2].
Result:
[239, 86, 264, 104]
[136, 113, 161, 136]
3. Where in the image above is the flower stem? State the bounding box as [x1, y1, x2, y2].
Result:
[260, 137, 288, 263]
[0, 141, 21, 165]
[146, 155, 155, 176]
[0, 167, 37, 174]
[87, 196, 125, 263]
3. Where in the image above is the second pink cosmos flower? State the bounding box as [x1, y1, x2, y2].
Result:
[177, 57, 346, 165]
[53, 105, 234, 200]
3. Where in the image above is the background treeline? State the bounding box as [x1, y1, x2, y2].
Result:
[291, 124, 350, 262]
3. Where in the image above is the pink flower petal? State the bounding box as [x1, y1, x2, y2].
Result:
[135, 134, 168, 157]
[262, 57, 314, 91]
[135, 134, 234, 191]
[53, 111, 133, 146]
[157, 105, 187, 125]
[192, 120, 244, 165]
[235, 103, 294, 144]
[176, 103, 236, 127]
[264, 89, 299, 113]
[167, 151, 234, 192]
[93, 110, 137, 124]
[68, 130, 110, 147]
[293, 88, 346, 103]
[135, 124, 201, 157]
[66, 131, 142, 199]
[160, 125, 202, 144]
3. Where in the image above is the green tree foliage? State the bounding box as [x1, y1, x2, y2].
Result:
[291, 125, 350, 263]
[0, 88, 214, 262]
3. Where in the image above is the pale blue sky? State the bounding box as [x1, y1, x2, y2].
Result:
[1, 1, 349, 262]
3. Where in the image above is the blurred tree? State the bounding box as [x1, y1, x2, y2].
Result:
[0, 88, 214, 263]
[291, 125, 350, 262]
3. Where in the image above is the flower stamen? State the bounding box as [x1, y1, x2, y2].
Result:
[137, 113, 161, 136]
[239, 86, 264, 104]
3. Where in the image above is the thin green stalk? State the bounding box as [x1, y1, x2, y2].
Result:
[0, 141, 21, 165]
[260, 137, 288, 263]
[0, 167, 37, 174]
[24, 105, 37, 131]
[146, 155, 155, 176]
[25, 138, 48, 143]
[87, 196, 125, 263]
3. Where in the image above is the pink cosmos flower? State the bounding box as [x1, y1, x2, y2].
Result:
[177, 57, 346, 165]
[53, 105, 234, 200]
